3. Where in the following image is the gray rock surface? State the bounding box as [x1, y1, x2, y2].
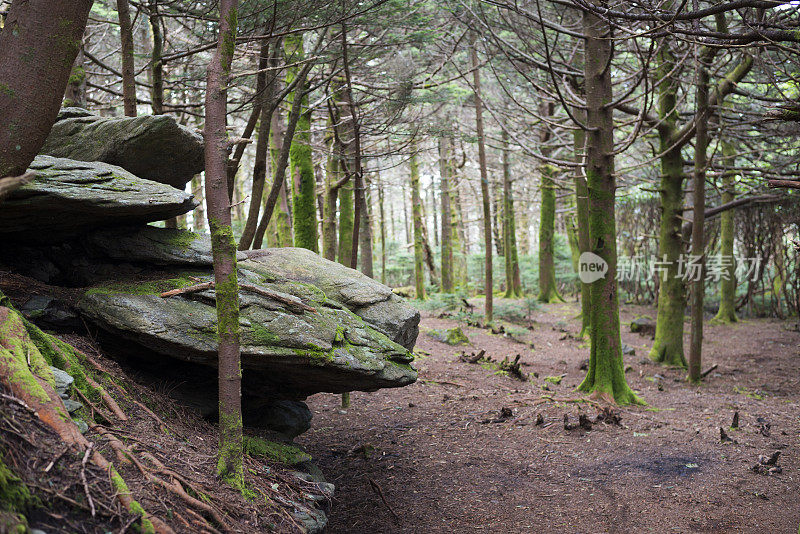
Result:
[241, 247, 420, 349]
[41, 108, 204, 189]
[50, 366, 74, 398]
[76, 269, 416, 398]
[0, 156, 197, 242]
[244, 400, 312, 439]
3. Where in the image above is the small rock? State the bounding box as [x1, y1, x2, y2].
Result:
[50, 367, 73, 396]
[578, 358, 589, 371]
[62, 399, 83, 414]
[73, 419, 89, 434]
[622, 343, 635, 356]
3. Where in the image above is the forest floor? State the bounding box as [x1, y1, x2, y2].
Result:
[299, 299, 800, 533]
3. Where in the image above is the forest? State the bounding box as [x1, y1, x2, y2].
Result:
[0, 0, 799, 532]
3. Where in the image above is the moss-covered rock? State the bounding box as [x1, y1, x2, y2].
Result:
[427, 327, 470, 346]
[40, 108, 204, 189]
[0, 156, 197, 243]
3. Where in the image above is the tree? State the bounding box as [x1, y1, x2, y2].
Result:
[712, 139, 738, 324]
[502, 130, 522, 298]
[410, 147, 427, 300]
[117, 0, 137, 117]
[204, 0, 244, 489]
[0, 0, 93, 183]
[537, 164, 563, 303]
[575, 5, 641, 405]
[470, 32, 493, 323]
[284, 33, 318, 252]
[439, 136, 455, 293]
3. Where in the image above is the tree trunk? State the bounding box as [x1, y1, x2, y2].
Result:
[470, 32, 493, 322]
[191, 174, 206, 232]
[576, 6, 641, 405]
[284, 34, 318, 252]
[649, 34, 689, 368]
[359, 176, 374, 277]
[379, 179, 387, 285]
[502, 130, 522, 298]
[148, 0, 164, 115]
[410, 147, 427, 300]
[238, 39, 274, 250]
[712, 139, 737, 323]
[205, 0, 243, 487]
[0, 0, 93, 180]
[537, 164, 563, 303]
[64, 45, 87, 108]
[569, 97, 591, 336]
[337, 179, 355, 265]
[117, 0, 137, 117]
[322, 127, 339, 261]
[688, 50, 710, 383]
[439, 136, 454, 293]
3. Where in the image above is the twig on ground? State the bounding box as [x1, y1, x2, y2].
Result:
[369, 477, 401, 521]
[80, 443, 96, 517]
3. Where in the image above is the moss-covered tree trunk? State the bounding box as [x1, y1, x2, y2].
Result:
[537, 164, 563, 303]
[191, 174, 206, 232]
[359, 177, 374, 277]
[502, 130, 522, 298]
[410, 148, 427, 300]
[0, 0, 93, 180]
[439, 136, 455, 293]
[712, 140, 737, 323]
[204, 0, 244, 487]
[470, 32, 493, 322]
[322, 133, 340, 261]
[576, 7, 641, 405]
[378, 179, 387, 284]
[649, 34, 689, 368]
[64, 45, 87, 108]
[337, 180, 354, 265]
[117, 0, 137, 117]
[284, 34, 318, 252]
[572, 108, 591, 336]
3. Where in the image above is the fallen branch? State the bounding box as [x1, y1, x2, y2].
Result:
[767, 179, 800, 189]
[701, 363, 719, 379]
[80, 443, 96, 517]
[369, 477, 400, 521]
[159, 281, 317, 314]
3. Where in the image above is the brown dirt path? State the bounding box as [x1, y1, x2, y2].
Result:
[299, 302, 800, 533]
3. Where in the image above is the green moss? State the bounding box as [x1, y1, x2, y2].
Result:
[244, 436, 311, 465]
[110, 467, 155, 534]
[0, 454, 36, 513]
[85, 276, 197, 297]
[544, 375, 563, 385]
[248, 324, 280, 345]
[427, 327, 470, 346]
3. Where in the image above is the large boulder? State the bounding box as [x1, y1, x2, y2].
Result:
[40, 108, 204, 189]
[79, 227, 420, 348]
[241, 248, 420, 349]
[76, 268, 417, 399]
[0, 156, 197, 242]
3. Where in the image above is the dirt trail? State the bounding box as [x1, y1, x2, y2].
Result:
[299, 302, 800, 533]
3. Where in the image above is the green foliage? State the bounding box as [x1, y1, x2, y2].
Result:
[244, 436, 311, 465]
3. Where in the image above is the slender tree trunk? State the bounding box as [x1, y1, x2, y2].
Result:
[712, 140, 737, 323]
[502, 130, 522, 298]
[117, 0, 137, 117]
[322, 128, 339, 261]
[284, 34, 317, 252]
[64, 45, 87, 108]
[379, 179, 387, 284]
[192, 174, 206, 232]
[205, 0, 243, 487]
[410, 147, 427, 300]
[148, 0, 164, 115]
[0, 0, 92, 181]
[470, 33, 493, 322]
[572, 108, 591, 336]
[688, 48, 710, 383]
[439, 137, 454, 293]
[337, 179, 355, 264]
[576, 6, 641, 405]
[360, 176, 374, 277]
[238, 39, 274, 250]
[537, 164, 563, 303]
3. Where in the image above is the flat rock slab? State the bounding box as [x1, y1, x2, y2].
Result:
[76, 270, 416, 398]
[0, 156, 197, 242]
[242, 248, 420, 349]
[41, 108, 204, 189]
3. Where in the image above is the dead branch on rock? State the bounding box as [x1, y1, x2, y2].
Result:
[160, 281, 317, 314]
[0, 171, 34, 201]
